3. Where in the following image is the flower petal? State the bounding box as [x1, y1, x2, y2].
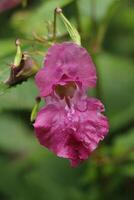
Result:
[35, 42, 97, 97]
[34, 96, 109, 167]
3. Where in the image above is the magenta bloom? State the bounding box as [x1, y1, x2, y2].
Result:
[34, 42, 109, 167]
[35, 42, 97, 97]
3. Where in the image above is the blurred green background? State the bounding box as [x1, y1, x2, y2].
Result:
[0, 0, 134, 199]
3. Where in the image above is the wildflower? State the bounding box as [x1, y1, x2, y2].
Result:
[34, 42, 109, 167]
[35, 42, 97, 97]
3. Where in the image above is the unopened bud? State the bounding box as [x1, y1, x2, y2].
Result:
[6, 53, 39, 86]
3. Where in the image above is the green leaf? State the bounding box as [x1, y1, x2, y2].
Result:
[96, 53, 134, 131]
[10, 0, 73, 37]
[0, 82, 9, 96]
[0, 57, 10, 95]
[0, 113, 37, 152]
[78, 0, 119, 21]
[112, 128, 134, 158]
[121, 164, 134, 177]
[0, 39, 15, 58]
[0, 79, 38, 111]
[110, 103, 134, 133]
[0, 57, 11, 82]
[59, 12, 81, 45]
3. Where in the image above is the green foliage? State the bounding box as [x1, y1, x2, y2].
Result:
[0, 79, 38, 111]
[112, 128, 134, 157]
[78, 0, 119, 20]
[0, 82, 9, 95]
[10, 0, 74, 37]
[0, 0, 134, 200]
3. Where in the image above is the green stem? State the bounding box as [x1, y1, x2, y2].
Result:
[53, 9, 57, 41]
[53, 8, 62, 41]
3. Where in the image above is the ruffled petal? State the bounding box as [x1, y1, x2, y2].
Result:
[34, 96, 109, 167]
[35, 42, 97, 97]
[34, 104, 69, 156]
[35, 67, 62, 96]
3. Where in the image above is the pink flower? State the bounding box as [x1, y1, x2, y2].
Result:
[34, 89, 108, 167]
[34, 42, 109, 167]
[35, 42, 97, 97]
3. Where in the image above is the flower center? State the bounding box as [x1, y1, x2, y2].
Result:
[55, 82, 76, 99]
[55, 82, 76, 107]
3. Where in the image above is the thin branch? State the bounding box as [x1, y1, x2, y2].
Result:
[53, 8, 62, 41]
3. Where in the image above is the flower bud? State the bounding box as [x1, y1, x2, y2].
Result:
[6, 52, 39, 86]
